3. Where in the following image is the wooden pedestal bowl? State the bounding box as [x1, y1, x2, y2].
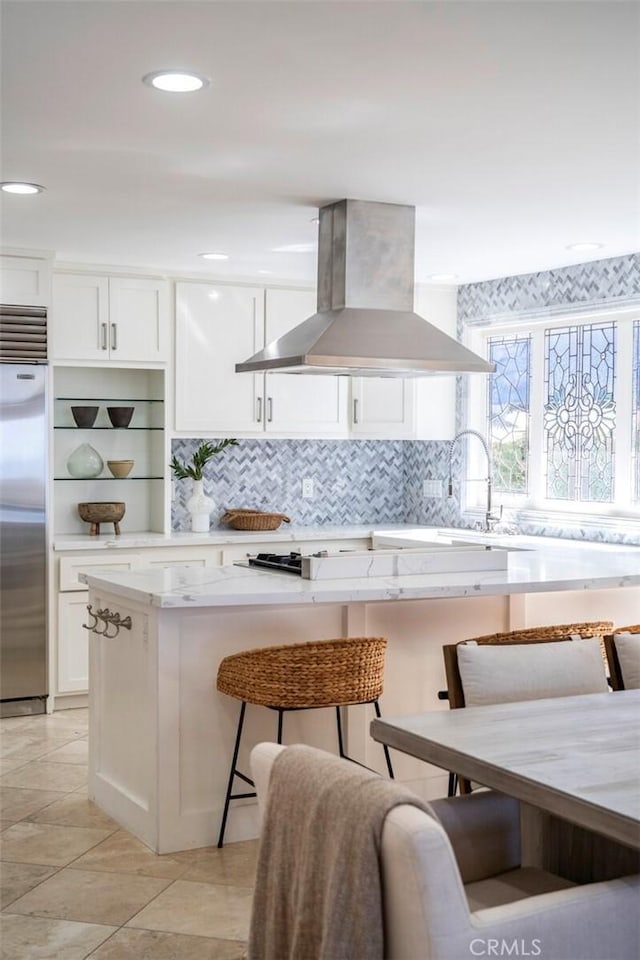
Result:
[78, 501, 125, 536]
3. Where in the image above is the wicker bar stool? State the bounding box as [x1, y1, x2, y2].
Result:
[605, 624, 640, 690]
[216, 636, 395, 847]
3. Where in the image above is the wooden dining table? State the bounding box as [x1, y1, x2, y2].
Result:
[371, 690, 640, 880]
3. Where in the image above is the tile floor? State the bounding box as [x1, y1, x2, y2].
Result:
[0, 708, 254, 959]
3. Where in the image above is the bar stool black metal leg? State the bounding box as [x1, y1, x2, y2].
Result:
[336, 705, 346, 758]
[373, 700, 395, 779]
[447, 772, 458, 797]
[276, 708, 284, 744]
[217, 700, 247, 848]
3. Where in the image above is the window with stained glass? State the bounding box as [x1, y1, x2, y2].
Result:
[544, 322, 616, 503]
[474, 309, 639, 520]
[487, 335, 531, 494]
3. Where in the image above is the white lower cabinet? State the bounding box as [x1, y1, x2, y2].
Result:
[57, 594, 92, 694]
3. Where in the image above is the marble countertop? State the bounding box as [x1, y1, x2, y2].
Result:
[53, 523, 386, 551]
[81, 533, 640, 609]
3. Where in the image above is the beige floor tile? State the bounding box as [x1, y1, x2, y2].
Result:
[178, 840, 258, 887]
[0, 787, 67, 821]
[0, 821, 113, 866]
[0, 761, 87, 793]
[0, 756, 33, 776]
[0, 913, 117, 959]
[27, 795, 118, 831]
[40, 739, 88, 765]
[127, 879, 253, 941]
[0, 736, 77, 761]
[70, 830, 192, 880]
[0, 862, 58, 909]
[88, 928, 247, 959]
[7, 867, 172, 926]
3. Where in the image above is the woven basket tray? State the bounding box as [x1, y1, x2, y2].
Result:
[220, 508, 291, 531]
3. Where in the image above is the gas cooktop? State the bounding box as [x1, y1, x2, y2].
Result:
[247, 552, 303, 574]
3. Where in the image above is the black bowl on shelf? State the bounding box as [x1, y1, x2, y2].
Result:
[71, 405, 99, 428]
[107, 406, 134, 428]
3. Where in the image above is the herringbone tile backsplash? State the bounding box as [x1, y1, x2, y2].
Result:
[171, 438, 457, 529]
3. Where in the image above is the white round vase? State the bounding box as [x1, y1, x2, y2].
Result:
[186, 479, 214, 533]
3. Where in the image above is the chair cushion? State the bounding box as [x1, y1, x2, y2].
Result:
[458, 638, 608, 707]
[465, 866, 575, 911]
[614, 633, 640, 689]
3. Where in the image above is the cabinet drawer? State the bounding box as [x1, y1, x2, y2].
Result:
[59, 554, 142, 592]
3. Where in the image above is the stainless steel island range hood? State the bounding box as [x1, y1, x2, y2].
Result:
[236, 199, 494, 377]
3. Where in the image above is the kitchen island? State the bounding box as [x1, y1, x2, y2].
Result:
[83, 537, 640, 853]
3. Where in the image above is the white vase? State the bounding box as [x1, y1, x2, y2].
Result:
[186, 478, 214, 532]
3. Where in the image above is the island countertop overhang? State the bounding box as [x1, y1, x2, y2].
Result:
[81, 538, 640, 609]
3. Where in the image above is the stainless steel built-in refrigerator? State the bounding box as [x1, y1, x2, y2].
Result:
[0, 357, 48, 716]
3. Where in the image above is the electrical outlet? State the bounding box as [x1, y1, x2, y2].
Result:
[302, 477, 314, 499]
[423, 479, 443, 498]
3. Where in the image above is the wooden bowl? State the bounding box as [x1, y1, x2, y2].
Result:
[107, 406, 134, 428]
[78, 501, 125, 536]
[107, 459, 134, 478]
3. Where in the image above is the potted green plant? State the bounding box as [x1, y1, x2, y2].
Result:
[170, 439, 238, 532]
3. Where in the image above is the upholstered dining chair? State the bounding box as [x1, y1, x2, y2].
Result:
[604, 625, 640, 690]
[441, 621, 612, 795]
[249, 742, 639, 960]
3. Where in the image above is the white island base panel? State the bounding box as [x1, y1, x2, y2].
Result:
[87, 581, 640, 854]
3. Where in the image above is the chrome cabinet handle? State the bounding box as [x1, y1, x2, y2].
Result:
[267, 397, 273, 422]
[353, 398, 359, 424]
[101, 322, 108, 350]
[256, 397, 263, 422]
[111, 322, 117, 351]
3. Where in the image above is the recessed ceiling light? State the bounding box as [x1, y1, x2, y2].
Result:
[565, 242, 603, 252]
[258, 269, 272, 275]
[309, 217, 320, 225]
[427, 273, 458, 282]
[1, 181, 45, 195]
[271, 243, 316, 254]
[208, 291, 220, 300]
[143, 70, 209, 93]
[199, 252, 229, 261]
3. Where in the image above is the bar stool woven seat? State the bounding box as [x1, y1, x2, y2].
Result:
[470, 621, 614, 644]
[215, 636, 394, 846]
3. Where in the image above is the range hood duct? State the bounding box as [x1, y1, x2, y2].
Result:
[236, 199, 494, 378]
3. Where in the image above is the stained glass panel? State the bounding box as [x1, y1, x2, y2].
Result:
[633, 321, 639, 502]
[544, 323, 616, 502]
[487, 335, 530, 494]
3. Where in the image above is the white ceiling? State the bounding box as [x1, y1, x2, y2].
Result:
[1, 0, 638, 286]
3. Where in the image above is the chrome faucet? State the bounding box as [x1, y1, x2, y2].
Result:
[447, 429, 501, 532]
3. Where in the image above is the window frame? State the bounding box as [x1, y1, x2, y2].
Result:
[463, 303, 640, 526]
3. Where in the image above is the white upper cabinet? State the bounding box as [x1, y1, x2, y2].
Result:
[0, 254, 52, 307]
[175, 283, 347, 437]
[175, 282, 264, 433]
[264, 288, 347, 435]
[51, 273, 169, 363]
[350, 378, 415, 438]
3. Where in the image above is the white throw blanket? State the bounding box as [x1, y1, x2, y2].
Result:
[248, 744, 433, 960]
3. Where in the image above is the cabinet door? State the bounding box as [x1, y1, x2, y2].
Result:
[57, 594, 91, 694]
[175, 282, 264, 433]
[51, 274, 109, 361]
[0, 256, 51, 307]
[264, 289, 347, 435]
[109, 277, 169, 362]
[350, 378, 415, 438]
